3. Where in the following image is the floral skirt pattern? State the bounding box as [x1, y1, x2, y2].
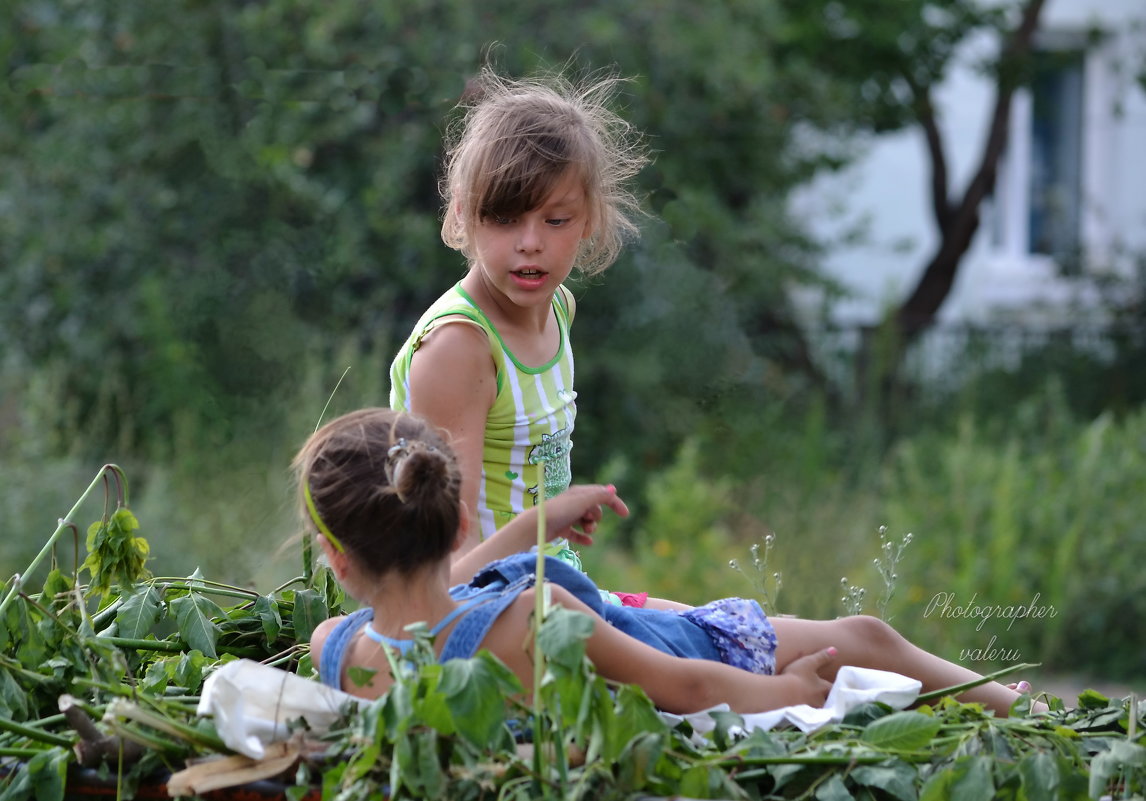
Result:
[681, 597, 778, 675]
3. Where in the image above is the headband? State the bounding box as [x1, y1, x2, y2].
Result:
[304, 482, 345, 553]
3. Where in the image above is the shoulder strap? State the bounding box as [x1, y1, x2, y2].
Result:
[318, 608, 373, 689]
[361, 595, 492, 655]
[554, 284, 576, 326]
[439, 577, 535, 661]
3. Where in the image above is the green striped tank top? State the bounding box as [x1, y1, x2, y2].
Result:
[389, 283, 577, 540]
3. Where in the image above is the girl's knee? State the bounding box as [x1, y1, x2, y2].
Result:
[836, 615, 904, 652]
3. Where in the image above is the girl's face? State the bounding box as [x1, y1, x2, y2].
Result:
[468, 170, 592, 311]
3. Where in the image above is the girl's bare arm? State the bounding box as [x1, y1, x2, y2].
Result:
[485, 585, 836, 716]
[405, 320, 496, 558]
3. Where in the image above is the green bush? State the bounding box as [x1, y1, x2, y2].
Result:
[583, 383, 1146, 683]
[878, 396, 1146, 680]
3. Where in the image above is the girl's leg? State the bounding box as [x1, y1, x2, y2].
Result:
[770, 615, 1028, 716]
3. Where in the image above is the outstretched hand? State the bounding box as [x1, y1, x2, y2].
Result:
[450, 484, 630, 586]
[542, 484, 629, 546]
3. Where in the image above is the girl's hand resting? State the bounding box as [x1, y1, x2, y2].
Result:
[542, 484, 630, 546]
[777, 647, 837, 707]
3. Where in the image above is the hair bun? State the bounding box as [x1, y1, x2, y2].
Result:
[388, 439, 449, 504]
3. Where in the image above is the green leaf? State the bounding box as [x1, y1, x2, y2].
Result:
[852, 761, 919, 801]
[175, 650, 207, 691]
[861, 710, 942, 751]
[346, 666, 378, 689]
[440, 654, 517, 745]
[393, 729, 444, 798]
[115, 585, 163, 640]
[1016, 751, 1059, 801]
[616, 732, 666, 792]
[39, 570, 72, 607]
[414, 685, 456, 737]
[416, 729, 445, 799]
[610, 683, 666, 755]
[843, 701, 895, 726]
[1089, 740, 1146, 799]
[1076, 688, 1110, 709]
[709, 708, 746, 750]
[27, 747, 68, 801]
[677, 764, 713, 798]
[537, 605, 593, 669]
[0, 757, 33, 801]
[920, 755, 993, 801]
[0, 666, 31, 721]
[290, 589, 327, 643]
[170, 594, 225, 658]
[141, 658, 174, 694]
[815, 773, 853, 801]
[253, 595, 282, 644]
[82, 507, 151, 597]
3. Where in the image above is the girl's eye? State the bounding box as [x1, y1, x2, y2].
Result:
[494, 216, 512, 225]
[546, 218, 569, 226]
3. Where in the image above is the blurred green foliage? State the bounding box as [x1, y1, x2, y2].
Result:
[581, 382, 1146, 684]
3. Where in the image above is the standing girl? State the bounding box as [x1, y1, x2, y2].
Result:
[300, 407, 1037, 717]
[388, 67, 654, 601]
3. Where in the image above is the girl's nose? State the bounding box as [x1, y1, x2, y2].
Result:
[516, 219, 543, 252]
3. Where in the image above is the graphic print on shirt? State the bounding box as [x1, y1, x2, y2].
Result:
[526, 426, 573, 505]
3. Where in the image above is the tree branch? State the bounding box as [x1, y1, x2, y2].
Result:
[909, 78, 951, 230]
[894, 0, 1047, 342]
[956, 0, 1046, 234]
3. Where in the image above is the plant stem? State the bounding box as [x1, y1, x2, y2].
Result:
[915, 662, 1040, 705]
[531, 488, 547, 791]
[94, 635, 265, 659]
[0, 716, 73, 748]
[0, 464, 124, 620]
[271, 576, 308, 595]
[145, 576, 261, 600]
[104, 698, 227, 751]
[0, 655, 58, 685]
[0, 747, 51, 758]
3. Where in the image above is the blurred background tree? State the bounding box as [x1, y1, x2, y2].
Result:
[2, 0, 1143, 684]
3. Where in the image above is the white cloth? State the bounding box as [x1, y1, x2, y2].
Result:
[199, 661, 919, 759]
[660, 666, 922, 740]
[197, 659, 365, 758]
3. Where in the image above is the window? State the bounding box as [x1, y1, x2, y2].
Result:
[991, 32, 1100, 277]
[1028, 48, 1085, 271]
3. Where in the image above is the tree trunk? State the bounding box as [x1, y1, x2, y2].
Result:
[864, 0, 1047, 399]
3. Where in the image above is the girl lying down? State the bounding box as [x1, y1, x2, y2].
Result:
[297, 408, 1039, 717]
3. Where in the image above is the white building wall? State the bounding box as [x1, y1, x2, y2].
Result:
[795, 0, 1146, 328]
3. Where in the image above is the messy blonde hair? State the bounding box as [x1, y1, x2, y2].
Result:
[440, 66, 649, 277]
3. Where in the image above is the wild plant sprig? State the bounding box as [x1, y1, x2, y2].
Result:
[839, 526, 913, 620]
[874, 526, 913, 621]
[839, 577, 866, 617]
[729, 532, 783, 616]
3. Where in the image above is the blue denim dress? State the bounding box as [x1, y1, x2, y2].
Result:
[319, 553, 776, 689]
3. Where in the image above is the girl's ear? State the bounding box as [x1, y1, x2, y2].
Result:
[318, 535, 351, 580]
